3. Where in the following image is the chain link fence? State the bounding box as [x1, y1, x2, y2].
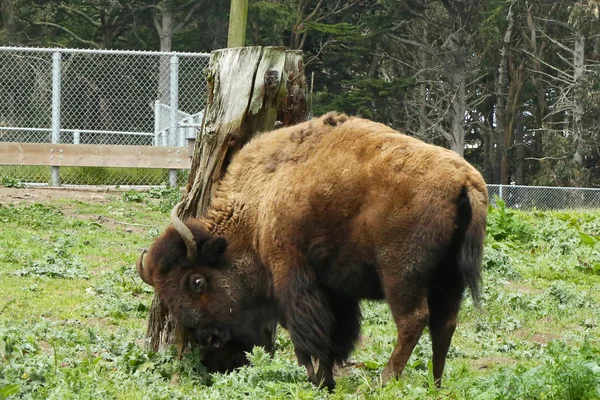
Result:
[488, 184, 600, 210]
[2, 47, 600, 209]
[0, 46, 210, 186]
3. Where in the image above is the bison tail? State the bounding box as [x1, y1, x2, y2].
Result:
[454, 185, 487, 308]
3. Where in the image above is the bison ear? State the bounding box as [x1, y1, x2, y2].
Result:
[201, 237, 228, 264]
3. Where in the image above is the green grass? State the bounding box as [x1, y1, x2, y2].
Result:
[1, 195, 599, 399]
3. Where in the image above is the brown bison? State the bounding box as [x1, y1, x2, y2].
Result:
[136, 112, 488, 390]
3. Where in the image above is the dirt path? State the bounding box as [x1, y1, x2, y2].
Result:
[0, 187, 120, 205]
[0, 187, 157, 235]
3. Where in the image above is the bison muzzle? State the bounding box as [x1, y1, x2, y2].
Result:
[136, 112, 488, 391]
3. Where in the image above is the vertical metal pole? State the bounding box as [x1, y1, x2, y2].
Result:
[51, 52, 62, 186]
[169, 169, 178, 188]
[154, 100, 161, 146]
[73, 130, 80, 144]
[499, 184, 503, 202]
[169, 55, 179, 187]
[170, 55, 180, 146]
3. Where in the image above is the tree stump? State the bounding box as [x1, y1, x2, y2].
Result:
[145, 46, 308, 363]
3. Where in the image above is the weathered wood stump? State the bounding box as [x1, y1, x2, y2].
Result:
[145, 46, 308, 366]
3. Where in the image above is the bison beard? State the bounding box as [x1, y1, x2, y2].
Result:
[137, 112, 488, 391]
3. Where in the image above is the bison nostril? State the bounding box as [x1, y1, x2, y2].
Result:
[198, 327, 231, 348]
[207, 334, 221, 348]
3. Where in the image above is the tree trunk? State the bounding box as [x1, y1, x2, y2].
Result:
[449, 72, 465, 157]
[146, 46, 308, 363]
[494, 4, 514, 184]
[525, 4, 547, 175]
[448, 33, 467, 157]
[573, 33, 585, 165]
[482, 131, 490, 180]
[515, 114, 525, 185]
[447, 59, 466, 156]
[501, 57, 525, 185]
[1, 0, 16, 44]
[367, 43, 382, 79]
[419, 26, 428, 135]
[156, 1, 174, 104]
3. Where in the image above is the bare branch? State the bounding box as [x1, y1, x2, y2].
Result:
[61, 6, 101, 28]
[525, 156, 568, 161]
[392, 36, 438, 56]
[314, 0, 360, 23]
[133, 4, 163, 13]
[534, 17, 572, 30]
[152, 10, 162, 36]
[539, 30, 576, 55]
[525, 67, 573, 86]
[304, 0, 325, 22]
[297, 0, 310, 18]
[175, 0, 197, 12]
[31, 21, 101, 48]
[523, 49, 574, 82]
[406, 102, 453, 142]
[174, 0, 205, 33]
[556, 52, 575, 69]
[305, 36, 333, 66]
[132, 13, 149, 48]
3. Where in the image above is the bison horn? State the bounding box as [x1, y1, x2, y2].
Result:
[170, 201, 198, 260]
[136, 249, 153, 286]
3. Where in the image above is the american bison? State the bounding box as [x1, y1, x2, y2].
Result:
[136, 112, 488, 390]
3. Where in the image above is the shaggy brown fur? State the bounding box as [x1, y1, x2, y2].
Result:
[138, 112, 488, 390]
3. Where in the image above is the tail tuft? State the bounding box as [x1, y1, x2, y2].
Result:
[455, 186, 485, 307]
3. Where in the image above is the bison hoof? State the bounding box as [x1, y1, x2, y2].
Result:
[323, 381, 336, 393]
[381, 365, 396, 386]
[308, 375, 335, 393]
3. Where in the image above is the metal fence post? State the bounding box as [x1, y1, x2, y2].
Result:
[73, 130, 80, 144]
[51, 51, 62, 186]
[169, 55, 179, 187]
[154, 100, 161, 146]
[499, 184, 503, 202]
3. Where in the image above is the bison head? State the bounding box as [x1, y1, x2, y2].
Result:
[136, 203, 276, 371]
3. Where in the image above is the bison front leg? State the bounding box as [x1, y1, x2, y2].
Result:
[272, 262, 336, 390]
[297, 351, 335, 392]
[295, 349, 316, 382]
[314, 359, 335, 392]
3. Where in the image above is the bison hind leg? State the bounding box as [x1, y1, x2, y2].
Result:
[381, 279, 430, 385]
[428, 264, 465, 388]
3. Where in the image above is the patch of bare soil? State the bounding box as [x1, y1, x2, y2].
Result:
[536, 316, 555, 325]
[90, 215, 148, 235]
[515, 329, 561, 345]
[39, 340, 53, 354]
[85, 317, 113, 328]
[472, 357, 515, 370]
[530, 332, 561, 344]
[0, 187, 116, 205]
[504, 282, 544, 295]
[0, 187, 151, 234]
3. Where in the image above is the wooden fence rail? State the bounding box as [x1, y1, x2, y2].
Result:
[0, 142, 191, 170]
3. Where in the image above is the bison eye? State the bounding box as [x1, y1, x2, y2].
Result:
[189, 275, 207, 293]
